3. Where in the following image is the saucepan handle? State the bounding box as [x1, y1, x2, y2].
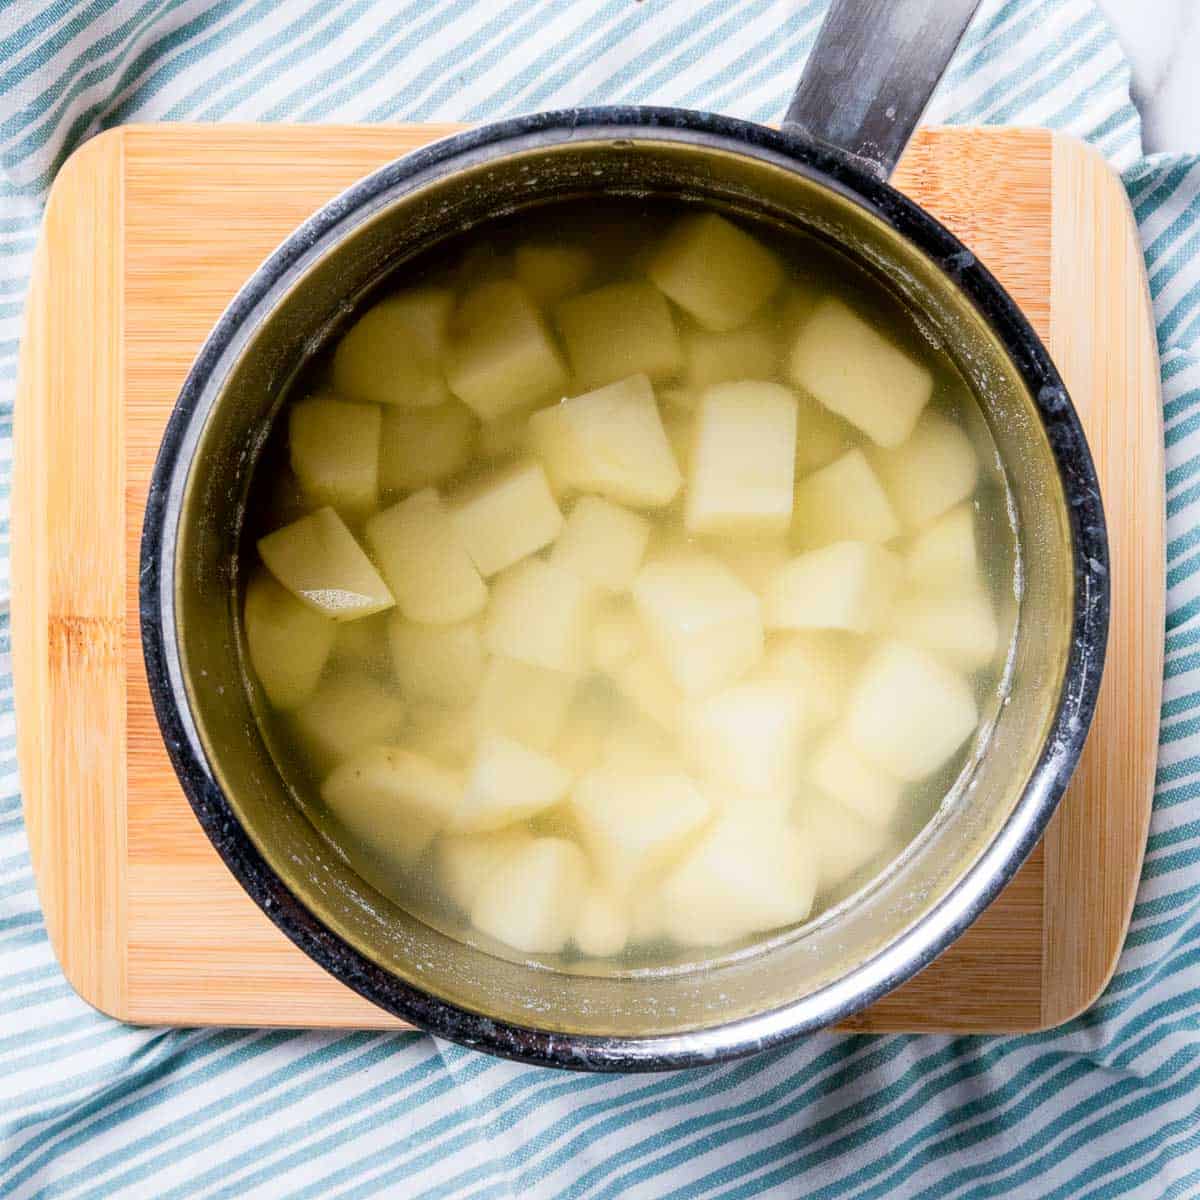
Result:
[783, 0, 983, 180]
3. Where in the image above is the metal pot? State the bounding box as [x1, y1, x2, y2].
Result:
[141, 0, 1108, 1070]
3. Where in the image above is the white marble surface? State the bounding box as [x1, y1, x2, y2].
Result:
[1095, 0, 1200, 154]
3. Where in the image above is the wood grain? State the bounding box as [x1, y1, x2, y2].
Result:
[15, 124, 1161, 1032]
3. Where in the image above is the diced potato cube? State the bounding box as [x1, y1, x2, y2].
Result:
[403, 702, 477, 765]
[683, 319, 780, 390]
[889, 585, 1000, 670]
[322, 744, 463, 864]
[571, 769, 712, 895]
[476, 655, 576, 750]
[870, 411, 979, 529]
[292, 672, 407, 769]
[552, 704, 608, 776]
[682, 680, 804, 797]
[445, 280, 569, 420]
[794, 390, 858, 475]
[436, 830, 534, 911]
[795, 796, 892, 895]
[454, 733, 573, 833]
[686, 382, 798, 537]
[808, 734, 903, 826]
[788, 297, 932, 447]
[905, 503, 980, 593]
[477, 409, 533, 461]
[609, 652, 683, 732]
[483, 559, 591, 673]
[551, 496, 651, 592]
[364, 489, 487, 625]
[379, 402, 477, 494]
[632, 553, 763, 694]
[288, 394, 381, 519]
[469, 836, 588, 954]
[528, 374, 682, 507]
[573, 886, 630, 958]
[648, 213, 784, 332]
[588, 599, 644, 673]
[793, 449, 901, 547]
[448, 460, 563, 577]
[388, 616, 484, 706]
[329, 612, 390, 673]
[514, 243, 594, 308]
[556, 282, 683, 390]
[845, 641, 979, 781]
[259, 507, 395, 622]
[332, 289, 453, 409]
[659, 815, 816, 945]
[243, 569, 336, 710]
[764, 541, 902, 633]
[757, 632, 859, 729]
[722, 540, 791, 598]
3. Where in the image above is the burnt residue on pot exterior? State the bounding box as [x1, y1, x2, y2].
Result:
[140, 107, 1107, 1072]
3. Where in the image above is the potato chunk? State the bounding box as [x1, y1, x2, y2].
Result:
[796, 796, 892, 895]
[889, 585, 1000, 670]
[454, 733, 573, 833]
[259, 507, 395, 622]
[403, 702, 477, 765]
[572, 769, 711, 895]
[388, 616, 484, 707]
[436, 830, 534, 911]
[528, 374, 682, 507]
[551, 496, 651, 593]
[659, 815, 816, 945]
[288, 394, 381, 519]
[332, 289, 452, 409]
[469, 837, 588, 954]
[792, 449, 901, 547]
[764, 541, 902, 633]
[685, 382, 798, 537]
[292, 672, 407, 768]
[648, 213, 784, 332]
[448, 460, 563, 578]
[845, 641, 978, 781]
[905, 503, 980, 592]
[243, 569, 336, 710]
[757, 632, 858, 729]
[364, 489, 487, 625]
[609, 652, 684, 733]
[870, 411, 978, 529]
[379, 402, 477, 494]
[683, 319, 780, 390]
[556, 281, 683, 390]
[722, 540, 792, 598]
[475, 655, 576, 751]
[808, 734, 903, 826]
[322, 744, 463, 864]
[788, 297, 932, 447]
[445, 280, 569, 420]
[633, 553, 763, 695]
[573, 886, 630, 958]
[682, 680, 804, 797]
[514, 243, 594, 308]
[483, 558, 591, 673]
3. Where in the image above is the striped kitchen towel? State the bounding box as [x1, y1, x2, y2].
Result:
[2, 1, 1199, 1196]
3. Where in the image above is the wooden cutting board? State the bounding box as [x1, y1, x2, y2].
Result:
[13, 124, 1163, 1033]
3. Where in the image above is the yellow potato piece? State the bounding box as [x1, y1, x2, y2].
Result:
[764, 541, 902, 633]
[288, 394, 381, 520]
[292, 672, 407, 769]
[388, 616, 484, 707]
[870, 410, 979, 530]
[514, 242, 594, 308]
[792, 449, 901, 548]
[379, 402, 477, 494]
[550, 496, 650, 593]
[483, 558, 592, 674]
[243, 569, 336, 711]
[258, 507, 394, 622]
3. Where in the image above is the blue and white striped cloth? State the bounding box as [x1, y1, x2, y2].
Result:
[1, 1, 1198, 1195]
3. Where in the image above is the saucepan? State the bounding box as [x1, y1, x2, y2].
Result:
[141, 0, 1108, 1070]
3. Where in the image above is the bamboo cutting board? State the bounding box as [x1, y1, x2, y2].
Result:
[13, 124, 1163, 1033]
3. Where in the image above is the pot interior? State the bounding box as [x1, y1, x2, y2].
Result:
[171, 130, 1075, 1042]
